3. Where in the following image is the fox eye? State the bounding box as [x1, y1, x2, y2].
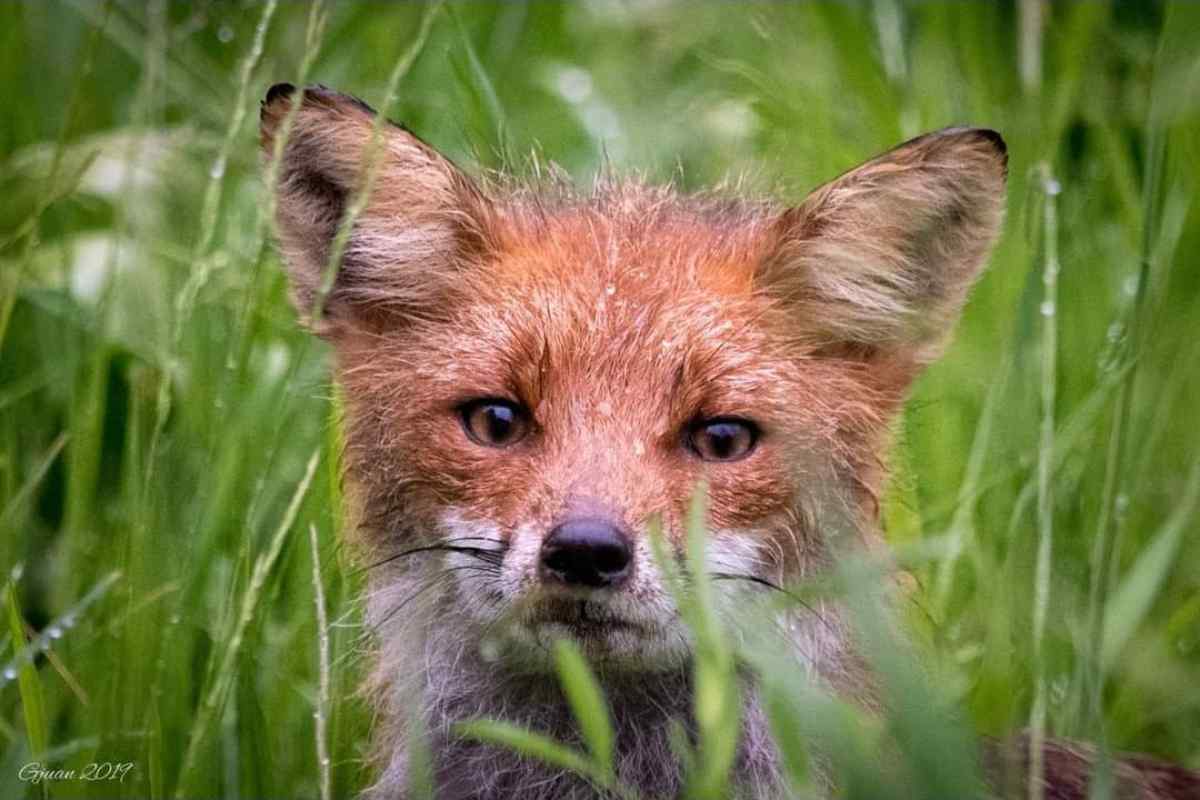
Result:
[460, 399, 531, 448]
[686, 418, 758, 462]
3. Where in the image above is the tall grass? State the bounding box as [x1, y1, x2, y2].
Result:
[1, 2, 1199, 798]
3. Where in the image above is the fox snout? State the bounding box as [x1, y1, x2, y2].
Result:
[539, 517, 634, 590]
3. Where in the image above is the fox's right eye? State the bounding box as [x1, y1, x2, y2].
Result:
[459, 399, 531, 448]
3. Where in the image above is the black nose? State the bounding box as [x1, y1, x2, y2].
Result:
[540, 518, 632, 589]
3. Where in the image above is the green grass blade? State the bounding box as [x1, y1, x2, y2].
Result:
[0, 432, 66, 531]
[175, 449, 320, 797]
[309, 523, 332, 800]
[1101, 455, 1200, 672]
[553, 639, 615, 776]
[447, 5, 509, 166]
[1028, 161, 1062, 800]
[6, 581, 47, 766]
[678, 485, 740, 800]
[455, 719, 596, 780]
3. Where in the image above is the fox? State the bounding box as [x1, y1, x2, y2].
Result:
[260, 84, 1200, 800]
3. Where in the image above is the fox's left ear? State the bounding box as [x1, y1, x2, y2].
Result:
[762, 127, 1007, 367]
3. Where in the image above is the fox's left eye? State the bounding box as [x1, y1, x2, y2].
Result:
[686, 418, 758, 462]
[460, 399, 531, 448]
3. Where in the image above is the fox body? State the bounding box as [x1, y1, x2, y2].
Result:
[261, 85, 1196, 799]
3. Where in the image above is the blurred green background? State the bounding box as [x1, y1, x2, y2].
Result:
[1, 1, 1199, 797]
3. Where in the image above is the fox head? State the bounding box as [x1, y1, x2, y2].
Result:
[261, 84, 1006, 674]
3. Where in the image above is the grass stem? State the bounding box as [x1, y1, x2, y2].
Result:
[1028, 161, 1061, 800]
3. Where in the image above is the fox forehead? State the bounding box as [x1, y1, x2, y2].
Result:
[486, 188, 762, 294]
[413, 192, 797, 416]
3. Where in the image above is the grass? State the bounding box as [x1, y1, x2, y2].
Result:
[1, 1, 1199, 797]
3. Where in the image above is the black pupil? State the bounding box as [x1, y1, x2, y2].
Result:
[705, 423, 741, 459]
[484, 405, 515, 441]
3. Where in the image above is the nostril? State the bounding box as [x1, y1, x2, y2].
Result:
[543, 545, 592, 577]
[592, 543, 629, 575]
[540, 518, 632, 589]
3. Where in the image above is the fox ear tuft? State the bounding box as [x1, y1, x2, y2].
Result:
[762, 127, 1007, 366]
[261, 84, 490, 336]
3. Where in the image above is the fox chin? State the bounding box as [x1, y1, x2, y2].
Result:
[261, 84, 1198, 800]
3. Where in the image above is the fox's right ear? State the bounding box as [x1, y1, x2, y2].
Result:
[260, 83, 492, 336]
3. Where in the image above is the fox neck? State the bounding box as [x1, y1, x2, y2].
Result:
[364, 565, 861, 800]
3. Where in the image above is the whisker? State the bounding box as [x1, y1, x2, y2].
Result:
[358, 537, 506, 574]
[710, 571, 786, 593]
[710, 571, 841, 636]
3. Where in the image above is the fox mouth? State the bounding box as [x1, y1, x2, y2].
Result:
[525, 598, 645, 637]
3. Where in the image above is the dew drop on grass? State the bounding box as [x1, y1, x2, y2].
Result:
[1039, 300, 1056, 317]
[209, 157, 227, 180]
[2, 667, 16, 682]
[61, 614, 77, 629]
[217, 24, 234, 44]
[47, 626, 63, 640]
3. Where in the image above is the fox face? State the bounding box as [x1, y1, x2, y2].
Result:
[261, 85, 1005, 679]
